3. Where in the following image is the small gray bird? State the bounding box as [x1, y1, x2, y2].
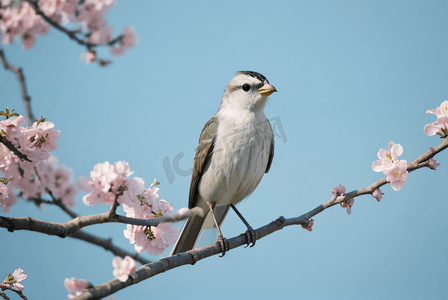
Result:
[170, 71, 276, 256]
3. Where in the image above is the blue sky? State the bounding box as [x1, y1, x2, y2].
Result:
[1, 0, 448, 299]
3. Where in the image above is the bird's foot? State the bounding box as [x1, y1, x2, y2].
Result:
[244, 225, 257, 248]
[217, 234, 229, 257]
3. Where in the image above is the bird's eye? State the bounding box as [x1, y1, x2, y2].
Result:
[242, 83, 251, 92]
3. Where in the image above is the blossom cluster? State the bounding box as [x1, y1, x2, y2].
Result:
[77, 161, 179, 255]
[112, 255, 135, 282]
[0, 114, 77, 212]
[424, 100, 448, 137]
[0, 0, 137, 62]
[63, 256, 134, 298]
[372, 141, 408, 191]
[323, 101, 444, 219]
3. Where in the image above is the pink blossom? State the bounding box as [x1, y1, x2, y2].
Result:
[77, 161, 118, 206]
[372, 141, 403, 173]
[424, 116, 448, 136]
[428, 158, 441, 170]
[0, 144, 21, 179]
[0, 268, 27, 292]
[52, 164, 72, 187]
[64, 277, 90, 298]
[90, 0, 116, 12]
[64, 277, 90, 293]
[120, 178, 150, 218]
[0, 2, 50, 49]
[78, 161, 138, 206]
[1, 0, 135, 61]
[124, 224, 150, 253]
[0, 185, 17, 213]
[39, 0, 78, 24]
[301, 219, 314, 232]
[145, 223, 179, 256]
[371, 188, 384, 202]
[22, 121, 60, 161]
[0, 115, 26, 148]
[76, 1, 114, 45]
[0, 114, 75, 211]
[112, 256, 136, 282]
[124, 223, 179, 256]
[0, 182, 8, 199]
[341, 198, 355, 214]
[80, 51, 96, 63]
[111, 26, 137, 56]
[426, 100, 448, 118]
[332, 184, 346, 203]
[78, 178, 115, 206]
[21, 33, 37, 50]
[88, 23, 113, 44]
[332, 184, 346, 195]
[112, 161, 134, 192]
[384, 160, 408, 191]
[26, 121, 60, 152]
[424, 101, 448, 136]
[155, 199, 174, 216]
[54, 183, 78, 207]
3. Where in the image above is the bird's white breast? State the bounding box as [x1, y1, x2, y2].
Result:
[198, 108, 272, 206]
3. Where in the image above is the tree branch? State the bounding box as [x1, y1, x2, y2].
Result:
[24, 0, 97, 49]
[73, 216, 290, 300]
[0, 208, 204, 237]
[0, 49, 35, 126]
[68, 230, 152, 265]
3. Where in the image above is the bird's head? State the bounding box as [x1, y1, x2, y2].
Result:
[219, 71, 277, 112]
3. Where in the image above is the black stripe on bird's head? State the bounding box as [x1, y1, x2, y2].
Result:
[236, 71, 269, 84]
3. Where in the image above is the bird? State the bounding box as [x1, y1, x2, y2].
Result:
[170, 71, 276, 256]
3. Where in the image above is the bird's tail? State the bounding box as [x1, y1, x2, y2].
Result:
[170, 205, 230, 255]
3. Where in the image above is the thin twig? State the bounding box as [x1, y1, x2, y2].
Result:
[0, 49, 35, 126]
[69, 230, 152, 265]
[24, 0, 122, 49]
[46, 188, 79, 219]
[0, 208, 204, 237]
[24, 0, 96, 49]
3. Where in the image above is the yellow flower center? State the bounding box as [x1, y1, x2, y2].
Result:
[35, 134, 49, 148]
[387, 153, 393, 162]
[393, 171, 401, 178]
[3, 273, 16, 284]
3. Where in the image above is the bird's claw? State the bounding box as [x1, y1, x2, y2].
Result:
[244, 226, 256, 248]
[217, 234, 229, 257]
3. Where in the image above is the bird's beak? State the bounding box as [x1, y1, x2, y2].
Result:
[258, 83, 277, 97]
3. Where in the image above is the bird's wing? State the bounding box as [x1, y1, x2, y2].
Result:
[265, 127, 275, 174]
[188, 117, 218, 209]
